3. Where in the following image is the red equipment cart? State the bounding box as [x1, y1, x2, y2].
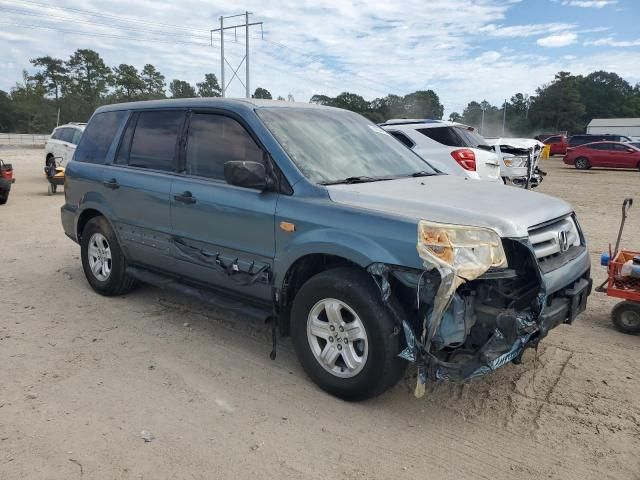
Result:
[597, 198, 640, 333]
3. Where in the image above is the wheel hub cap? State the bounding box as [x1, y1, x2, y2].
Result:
[87, 233, 112, 282]
[306, 298, 368, 378]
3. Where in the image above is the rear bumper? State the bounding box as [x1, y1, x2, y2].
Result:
[60, 204, 78, 243]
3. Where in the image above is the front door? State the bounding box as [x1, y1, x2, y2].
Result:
[170, 112, 278, 302]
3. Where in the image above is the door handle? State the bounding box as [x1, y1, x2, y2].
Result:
[103, 178, 120, 189]
[174, 191, 196, 205]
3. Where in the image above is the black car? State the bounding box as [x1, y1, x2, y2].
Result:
[568, 134, 632, 148]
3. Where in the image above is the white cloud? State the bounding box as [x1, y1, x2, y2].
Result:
[585, 37, 640, 47]
[561, 0, 617, 7]
[479, 22, 575, 38]
[0, 0, 638, 120]
[536, 32, 578, 47]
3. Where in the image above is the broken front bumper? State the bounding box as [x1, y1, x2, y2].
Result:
[369, 239, 591, 390]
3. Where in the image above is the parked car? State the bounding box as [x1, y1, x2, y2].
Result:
[567, 134, 632, 151]
[62, 99, 592, 400]
[380, 119, 501, 183]
[0, 158, 15, 205]
[542, 135, 568, 155]
[563, 141, 640, 170]
[45, 123, 86, 167]
[485, 137, 546, 188]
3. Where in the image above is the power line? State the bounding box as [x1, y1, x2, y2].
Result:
[0, 21, 211, 47]
[0, 0, 209, 33]
[0, 6, 212, 41]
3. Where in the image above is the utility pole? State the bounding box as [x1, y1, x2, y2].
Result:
[211, 12, 263, 98]
[480, 105, 485, 135]
[502, 99, 507, 137]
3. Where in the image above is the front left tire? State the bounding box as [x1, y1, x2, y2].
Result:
[290, 267, 406, 401]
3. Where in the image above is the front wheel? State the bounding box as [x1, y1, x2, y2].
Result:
[612, 301, 640, 334]
[290, 267, 406, 400]
[80, 216, 138, 296]
[0, 189, 8, 205]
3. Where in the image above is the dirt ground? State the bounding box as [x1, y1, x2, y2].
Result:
[1, 147, 638, 480]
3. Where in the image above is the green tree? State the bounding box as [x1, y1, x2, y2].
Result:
[112, 64, 144, 100]
[64, 49, 112, 110]
[10, 71, 55, 132]
[402, 90, 444, 119]
[0, 90, 16, 132]
[29, 56, 67, 107]
[196, 73, 221, 97]
[529, 72, 585, 133]
[578, 71, 634, 119]
[333, 92, 369, 113]
[448, 112, 462, 122]
[276, 95, 285, 101]
[309, 94, 334, 105]
[140, 64, 165, 99]
[169, 79, 197, 98]
[252, 87, 272, 99]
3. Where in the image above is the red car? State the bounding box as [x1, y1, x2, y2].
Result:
[544, 135, 568, 155]
[563, 141, 640, 170]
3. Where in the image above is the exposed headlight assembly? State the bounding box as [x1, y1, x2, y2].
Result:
[417, 220, 507, 279]
[503, 156, 528, 168]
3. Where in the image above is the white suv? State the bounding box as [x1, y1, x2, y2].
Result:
[380, 119, 501, 183]
[45, 123, 86, 167]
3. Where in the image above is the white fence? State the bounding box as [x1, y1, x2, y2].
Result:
[0, 133, 48, 146]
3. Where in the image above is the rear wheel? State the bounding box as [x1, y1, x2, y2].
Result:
[612, 301, 640, 334]
[290, 267, 406, 400]
[574, 157, 590, 170]
[0, 189, 8, 205]
[80, 216, 138, 296]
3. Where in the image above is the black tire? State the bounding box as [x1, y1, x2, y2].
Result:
[612, 301, 640, 334]
[0, 189, 8, 205]
[80, 216, 138, 296]
[290, 267, 406, 400]
[574, 157, 590, 170]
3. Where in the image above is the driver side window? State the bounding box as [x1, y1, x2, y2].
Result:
[185, 113, 263, 181]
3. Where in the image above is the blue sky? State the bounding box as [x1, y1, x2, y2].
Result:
[0, 0, 639, 116]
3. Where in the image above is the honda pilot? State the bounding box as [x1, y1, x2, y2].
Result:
[61, 99, 592, 400]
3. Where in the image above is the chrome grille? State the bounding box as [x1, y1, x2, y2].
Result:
[529, 215, 581, 264]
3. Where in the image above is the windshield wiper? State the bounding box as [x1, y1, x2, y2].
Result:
[409, 170, 437, 177]
[320, 176, 392, 185]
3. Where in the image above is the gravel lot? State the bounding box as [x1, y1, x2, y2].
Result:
[1, 147, 638, 480]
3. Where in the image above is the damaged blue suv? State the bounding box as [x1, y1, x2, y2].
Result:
[61, 99, 591, 400]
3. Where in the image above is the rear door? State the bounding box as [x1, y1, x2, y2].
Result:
[57, 128, 76, 164]
[590, 143, 616, 167]
[170, 111, 278, 302]
[104, 109, 186, 270]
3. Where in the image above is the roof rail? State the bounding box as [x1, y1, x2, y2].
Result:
[378, 118, 444, 126]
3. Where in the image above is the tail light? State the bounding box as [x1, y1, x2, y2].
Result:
[450, 149, 476, 171]
[1, 166, 13, 180]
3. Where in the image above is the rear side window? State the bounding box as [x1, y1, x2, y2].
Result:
[128, 110, 185, 171]
[59, 128, 74, 143]
[613, 143, 630, 151]
[185, 113, 263, 180]
[71, 129, 83, 145]
[417, 126, 488, 149]
[388, 131, 415, 149]
[74, 111, 128, 164]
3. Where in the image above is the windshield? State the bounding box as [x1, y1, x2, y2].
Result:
[257, 107, 435, 184]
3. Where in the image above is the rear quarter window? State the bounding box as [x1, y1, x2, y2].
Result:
[74, 111, 128, 164]
[417, 126, 488, 149]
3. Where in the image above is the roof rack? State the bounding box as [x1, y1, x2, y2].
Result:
[378, 118, 444, 126]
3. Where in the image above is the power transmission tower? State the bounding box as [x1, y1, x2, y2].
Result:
[210, 12, 263, 98]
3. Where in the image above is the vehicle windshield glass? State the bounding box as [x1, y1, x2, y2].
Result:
[417, 125, 490, 149]
[257, 107, 435, 184]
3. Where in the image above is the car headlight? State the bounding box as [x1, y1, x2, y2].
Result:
[417, 220, 507, 276]
[503, 156, 528, 168]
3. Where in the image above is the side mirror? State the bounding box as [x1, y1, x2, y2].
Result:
[224, 161, 268, 190]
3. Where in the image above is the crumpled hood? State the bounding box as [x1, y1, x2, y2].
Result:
[327, 175, 573, 238]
